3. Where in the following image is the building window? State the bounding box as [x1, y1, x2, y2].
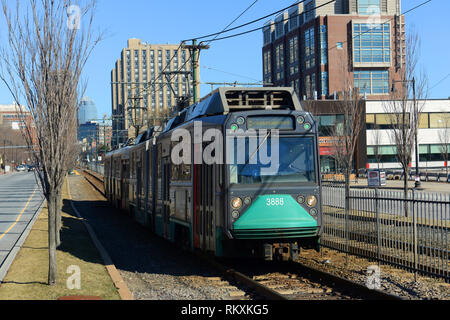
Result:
[336, 42, 343, 49]
[321, 72, 328, 97]
[294, 79, 300, 98]
[366, 113, 410, 129]
[304, 27, 315, 70]
[353, 23, 391, 64]
[354, 70, 389, 95]
[305, 1, 314, 21]
[358, 0, 381, 15]
[275, 44, 284, 81]
[275, 19, 284, 38]
[288, 36, 299, 75]
[418, 144, 450, 162]
[263, 50, 272, 83]
[263, 26, 272, 45]
[317, 115, 345, 136]
[429, 113, 450, 128]
[367, 145, 399, 163]
[320, 25, 327, 65]
[305, 74, 311, 99]
[289, 12, 298, 30]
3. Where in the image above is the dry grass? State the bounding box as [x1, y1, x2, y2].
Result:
[0, 180, 121, 300]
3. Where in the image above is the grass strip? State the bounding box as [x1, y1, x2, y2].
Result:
[0, 179, 121, 300]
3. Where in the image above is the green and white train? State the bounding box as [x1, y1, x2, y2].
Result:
[104, 87, 322, 261]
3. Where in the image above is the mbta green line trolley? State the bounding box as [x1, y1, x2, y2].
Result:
[104, 87, 322, 261]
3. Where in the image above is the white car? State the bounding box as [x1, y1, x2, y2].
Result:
[16, 165, 26, 172]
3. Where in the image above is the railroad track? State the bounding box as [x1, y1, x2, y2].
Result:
[77, 168, 403, 301]
[200, 255, 404, 300]
[78, 168, 105, 196]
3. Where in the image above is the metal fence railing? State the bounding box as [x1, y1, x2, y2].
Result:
[322, 184, 449, 282]
[84, 162, 104, 176]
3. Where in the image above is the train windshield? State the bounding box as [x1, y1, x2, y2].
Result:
[229, 136, 316, 184]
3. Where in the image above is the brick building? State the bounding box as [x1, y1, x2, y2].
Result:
[262, 0, 405, 101]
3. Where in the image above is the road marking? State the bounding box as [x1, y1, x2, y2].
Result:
[0, 185, 38, 241]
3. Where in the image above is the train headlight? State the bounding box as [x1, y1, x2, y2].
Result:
[237, 117, 246, 125]
[232, 211, 240, 220]
[306, 195, 317, 208]
[297, 195, 305, 204]
[297, 116, 305, 125]
[310, 208, 318, 217]
[231, 197, 243, 209]
[230, 124, 239, 132]
[244, 196, 252, 205]
[304, 123, 312, 131]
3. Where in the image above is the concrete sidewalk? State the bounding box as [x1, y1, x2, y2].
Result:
[349, 178, 450, 193]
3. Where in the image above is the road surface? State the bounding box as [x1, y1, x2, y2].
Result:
[0, 172, 44, 281]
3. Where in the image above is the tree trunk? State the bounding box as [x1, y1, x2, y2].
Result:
[344, 166, 351, 264]
[47, 191, 58, 286]
[55, 187, 62, 247]
[403, 167, 409, 218]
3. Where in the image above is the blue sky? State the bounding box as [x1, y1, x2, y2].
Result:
[0, 0, 448, 118]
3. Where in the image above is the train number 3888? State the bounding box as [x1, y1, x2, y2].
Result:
[266, 198, 285, 207]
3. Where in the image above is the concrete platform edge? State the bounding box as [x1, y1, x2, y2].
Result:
[67, 177, 134, 300]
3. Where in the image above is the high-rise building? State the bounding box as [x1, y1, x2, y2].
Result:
[78, 97, 98, 125]
[262, 0, 405, 100]
[111, 39, 193, 145]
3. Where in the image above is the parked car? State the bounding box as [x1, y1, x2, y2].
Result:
[16, 165, 26, 172]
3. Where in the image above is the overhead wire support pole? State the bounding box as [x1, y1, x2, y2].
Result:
[182, 40, 209, 103]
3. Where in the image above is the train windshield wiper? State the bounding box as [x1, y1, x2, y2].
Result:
[241, 131, 271, 171]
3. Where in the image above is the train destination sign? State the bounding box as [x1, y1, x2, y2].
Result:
[246, 116, 294, 130]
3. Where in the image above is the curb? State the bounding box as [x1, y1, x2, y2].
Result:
[66, 178, 134, 301]
[0, 193, 45, 283]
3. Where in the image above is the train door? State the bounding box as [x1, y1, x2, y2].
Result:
[136, 161, 142, 211]
[121, 161, 129, 211]
[193, 163, 200, 249]
[195, 163, 216, 252]
[204, 165, 216, 252]
[161, 157, 171, 239]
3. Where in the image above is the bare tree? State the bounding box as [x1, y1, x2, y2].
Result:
[438, 117, 450, 177]
[371, 124, 384, 170]
[0, 0, 101, 285]
[383, 30, 428, 212]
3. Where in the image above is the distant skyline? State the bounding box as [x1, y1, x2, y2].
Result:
[0, 0, 448, 118]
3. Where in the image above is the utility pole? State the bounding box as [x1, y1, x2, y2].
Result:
[161, 70, 192, 114]
[127, 96, 146, 139]
[182, 40, 209, 103]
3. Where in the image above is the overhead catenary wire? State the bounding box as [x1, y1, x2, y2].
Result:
[200, 0, 335, 43]
[204, 0, 260, 46]
[428, 72, 450, 93]
[202, 65, 263, 83]
[127, 0, 262, 106]
[183, 0, 306, 42]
